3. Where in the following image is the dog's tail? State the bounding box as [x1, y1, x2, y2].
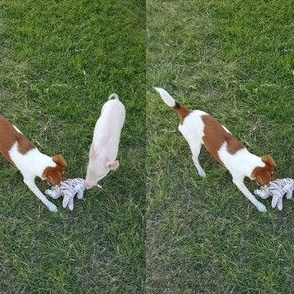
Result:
[154, 87, 191, 122]
[154, 87, 176, 107]
[108, 93, 119, 100]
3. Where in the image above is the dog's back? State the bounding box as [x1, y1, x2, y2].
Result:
[0, 115, 35, 163]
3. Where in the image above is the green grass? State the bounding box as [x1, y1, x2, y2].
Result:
[147, 1, 294, 293]
[0, 1, 145, 293]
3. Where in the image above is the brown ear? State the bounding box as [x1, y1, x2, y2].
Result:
[251, 166, 272, 186]
[251, 168, 262, 182]
[261, 155, 276, 168]
[42, 166, 61, 185]
[52, 155, 67, 168]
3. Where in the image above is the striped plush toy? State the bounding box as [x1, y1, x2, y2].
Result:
[45, 178, 86, 211]
[45, 178, 102, 211]
[254, 178, 294, 211]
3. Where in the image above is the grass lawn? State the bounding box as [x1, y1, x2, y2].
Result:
[0, 0, 145, 293]
[147, 1, 294, 293]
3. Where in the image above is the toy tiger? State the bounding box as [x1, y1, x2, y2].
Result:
[254, 178, 294, 211]
[45, 178, 102, 211]
[45, 178, 86, 211]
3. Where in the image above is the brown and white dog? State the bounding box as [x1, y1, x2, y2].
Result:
[155, 87, 275, 212]
[0, 115, 67, 212]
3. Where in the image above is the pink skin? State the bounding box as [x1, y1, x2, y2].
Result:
[85, 144, 119, 189]
[85, 95, 125, 189]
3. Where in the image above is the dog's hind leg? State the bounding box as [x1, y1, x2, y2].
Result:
[178, 121, 206, 177]
[188, 141, 206, 177]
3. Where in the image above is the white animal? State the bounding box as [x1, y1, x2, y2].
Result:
[254, 178, 294, 211]
[85, 93, 125, 189]
[155, 87, 276, 212]
[0, 115, 67, 212]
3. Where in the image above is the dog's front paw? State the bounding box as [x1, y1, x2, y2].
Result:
[257, 203, 267, 213]
[198, 169, 206, 178]
[48, 203, 58, 213]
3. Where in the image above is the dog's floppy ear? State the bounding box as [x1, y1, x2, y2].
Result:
[261, 155, 276, 168]
[42, 168, 54, 184]
[52, 155, 67, 168]
[251, 167, 264, 183]
[106, 160, 119, 171]
[42, 166, 63, 185]
[251, 166, 272, 186]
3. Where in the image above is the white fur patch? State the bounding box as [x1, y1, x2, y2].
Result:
[9, 142, 55, 178]
[178, 110, 207, 144]
[218, 142, 264, 178]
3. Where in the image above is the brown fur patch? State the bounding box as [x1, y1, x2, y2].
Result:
[42, 155, 67, 186]
[42, 166, 63, 186]
[174, 102, 192, 124]
[0, 115, 35, 162]
[251, 155, 275, 185]
[201, 114, 244, 163]
[17, 136, 35, 154]
[52, 155, 67, 168]
[261, 155, 276, 168]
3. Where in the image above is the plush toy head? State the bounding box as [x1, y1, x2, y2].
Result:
[253, 188, 269, 199]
